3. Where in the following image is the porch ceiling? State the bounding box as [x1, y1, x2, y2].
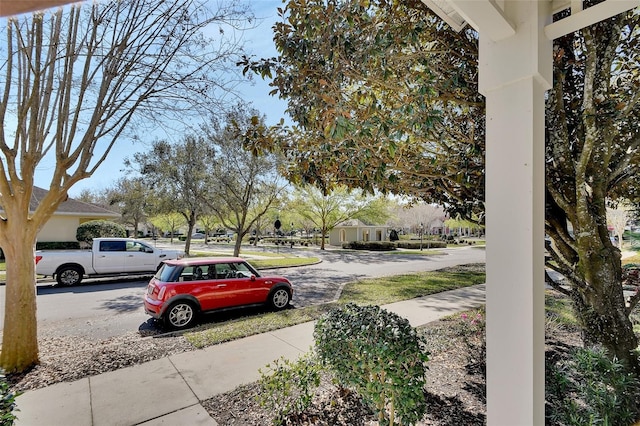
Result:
[0, 0, 83, 17]
[422, 0, 640, 41]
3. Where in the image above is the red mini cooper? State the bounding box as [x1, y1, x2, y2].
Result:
[144, 257, 293, 329]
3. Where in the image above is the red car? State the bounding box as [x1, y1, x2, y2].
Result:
[144, 257, 293, 329]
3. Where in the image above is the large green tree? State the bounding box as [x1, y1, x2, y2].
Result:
[127, 136, 216, 255]
[245, 0, 640, 371]
[241, 0, 484, 219]
[204, 105, 286, 256]
[290, 185, 391, 249]
[106, 177, 151, 237]
[0, 0, 251, 372]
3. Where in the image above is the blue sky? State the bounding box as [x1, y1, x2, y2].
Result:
[42, 0, 289, 197]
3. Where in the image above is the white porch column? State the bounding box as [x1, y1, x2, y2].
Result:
[479, 2, 551, 424]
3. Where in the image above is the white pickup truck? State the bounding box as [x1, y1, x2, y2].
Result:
[36, 238, 184, 286]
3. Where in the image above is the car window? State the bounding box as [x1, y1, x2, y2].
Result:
[178, 265, 198, 281]
[126, 241, 149, 252]
[99, 241, 126, 252]
[232, 262, 254, 278]
[209, 263, 235, 279]
[156, 264, 179, 282]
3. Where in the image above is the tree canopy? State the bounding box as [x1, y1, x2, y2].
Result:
[244, 0, 640, 372]
[204, 104, 287, 256]
[126, 135, 215, 255]
[240, 0, 484, 219]
[290, 185, 391, 249]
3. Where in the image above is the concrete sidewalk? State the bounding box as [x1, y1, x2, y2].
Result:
[14, 285, 486, 426]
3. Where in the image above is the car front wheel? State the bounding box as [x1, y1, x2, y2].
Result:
[270, 288, 290, 310]
[164, 301, 197, 329]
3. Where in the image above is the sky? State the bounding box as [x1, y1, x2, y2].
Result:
[31, 0, 289, 198]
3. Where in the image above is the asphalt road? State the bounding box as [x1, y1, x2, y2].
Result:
[0, 246, 485, 340]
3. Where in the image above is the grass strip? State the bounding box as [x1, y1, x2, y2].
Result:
[185, 304, 335, 349]
[250, 257, 320, 269]
[184, 265, 485, 348]
[186, 253, 319, 269]
[338, 269, 485, 306]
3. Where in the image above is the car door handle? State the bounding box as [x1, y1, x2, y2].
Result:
[128, 254, 134, 257]
[159, 254, 166, 258]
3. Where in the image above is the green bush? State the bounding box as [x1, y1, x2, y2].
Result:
[546, 346, 640, 425]
[395, 241, 447, 249]
[314, 304, 429, 425]
[341, 241, 396, 251]
[1, 370, 19, 426]
[257, 353, 322, 425]
[75, 220, 126, 243]
[35, 241, 81, 250]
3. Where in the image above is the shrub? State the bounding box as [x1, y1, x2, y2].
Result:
[314, 304, 429, 425]
[1, 370, 19, 426]
[395, 241, 447, 250]
[257, 353, 322, 425]
[76, 220, 126, 243]
[546, 346, 640, 425]
[35, 241, 81, 250]
[341, 241, 396, 251]
[456, 309, 486, 376]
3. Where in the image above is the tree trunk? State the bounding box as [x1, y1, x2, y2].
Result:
[571, 243, 639, 373]
[184, 211, 197, 255]
[0, 216, 39, 372]
[233, 233, 242, 257]
[320, 229, 326, 250]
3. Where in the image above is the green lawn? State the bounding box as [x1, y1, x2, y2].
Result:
[338, 269, 486, 306]
[184, 266, 486, 348]
[250, 257, 320, 269]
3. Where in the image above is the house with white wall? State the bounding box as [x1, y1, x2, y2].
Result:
[27, 187, 120, 242]
[329, 219, 390, 246]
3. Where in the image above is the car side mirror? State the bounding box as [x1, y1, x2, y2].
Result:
[250, 275, 256, 281]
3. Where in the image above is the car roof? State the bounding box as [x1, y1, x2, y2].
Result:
[163, 257, 247, 266]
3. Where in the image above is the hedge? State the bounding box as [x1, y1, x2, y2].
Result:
[36, 241, 82, 250]
[341, 241, 396, 251]
[395, 240, 447, 249]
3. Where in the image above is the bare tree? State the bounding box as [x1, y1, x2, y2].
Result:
[389, 203, 446, 235]
[0, 0, 252, 372]
[607, 206, 630, 251]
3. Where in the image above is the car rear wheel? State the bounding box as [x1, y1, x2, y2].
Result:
[164, 301, 197, 329]
[56, 266, 83, 286]
[270, 288, 290, 310]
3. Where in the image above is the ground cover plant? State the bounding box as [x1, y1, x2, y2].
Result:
[209, 294, 640, 425]
[0, 370, 19, 426]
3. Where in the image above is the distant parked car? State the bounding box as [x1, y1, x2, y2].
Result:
[191, 232, 206, 239]
[143, 257, 293, 329]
